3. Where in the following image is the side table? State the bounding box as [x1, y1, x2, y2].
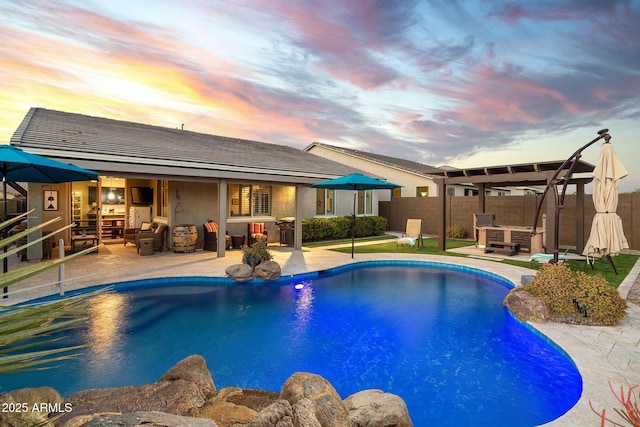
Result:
[139, 238, 155, 256]
[231, 235, 245, 249]
[71, 234, 99, 253]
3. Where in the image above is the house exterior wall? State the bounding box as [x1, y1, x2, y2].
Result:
[168, 180, 218, 248]
[306, 145, 438, 199]
[380, 192, 640, 250]
[300, 187, 380, 218]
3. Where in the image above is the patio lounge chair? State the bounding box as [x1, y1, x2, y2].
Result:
[203, 221, 232, 251]
[124, 221, 155, 247]
[135, 223, 168, 253]
[248, 222, 268, 247]
[400, 219, 423, 248]
[528, 249, 587, 268]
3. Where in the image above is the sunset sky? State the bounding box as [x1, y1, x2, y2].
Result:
[2, 0, 639, 191]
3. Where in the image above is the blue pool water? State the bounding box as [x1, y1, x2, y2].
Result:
[2, 262, 582, 426]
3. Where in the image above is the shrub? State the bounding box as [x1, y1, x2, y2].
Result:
[573, 271, 627, 326]
[446, 225, 467, 239]
[241, 239, 273, 268]
[525, 263, 577, 314]
[524, 262, 628, 325]
[302, 216, 388, 242]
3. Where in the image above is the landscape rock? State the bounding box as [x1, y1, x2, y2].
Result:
[197, 387, 279, 427]
[253, 260, 281, 280]
[158, 354, 216, 398]
[292, 398, 322, 427]
[343, 389, 413, 427]
[58, 355, 215, 424]
[246, 399, 293, 427]
[521, 274, 535, 285]
[0, 391, 53, 427]
[225, 264, 254, 282]
[64, 410, 216, 427]
[503, 289, 550, 323]
[280, 372, 351, 427]
[7, 386, 64, 408]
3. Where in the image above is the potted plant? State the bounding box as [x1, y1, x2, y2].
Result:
[242, 239, 273, 269]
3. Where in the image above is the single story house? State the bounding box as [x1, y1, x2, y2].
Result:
[10, 108, 387, 259]
[304, 142, 444, 198]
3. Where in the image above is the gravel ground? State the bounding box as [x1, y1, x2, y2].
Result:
[627, 273, 640, 305]
[623, 249, 640, 306]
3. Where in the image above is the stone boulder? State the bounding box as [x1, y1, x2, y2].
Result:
[58, 355, 215, 424]
[343, 389, 413, 427]
[280, 372, 351, 427]
[253, 260, 281, 281]
[503, 289, 550, 323]
[159, 354, 216, 397]
[292, 398, 322, 427]
[63, 411, 216, 427]
[7, 386, 64, 408]
[1, 389, 60, 427]
[225, 264, 254, 282]
[246, 399, 293, 427]
[198, 387, 279, 427]
[521, 274, 535, 285]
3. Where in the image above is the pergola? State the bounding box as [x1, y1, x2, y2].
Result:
[431, 159, 595, 253]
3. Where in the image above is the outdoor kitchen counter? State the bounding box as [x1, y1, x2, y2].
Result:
[476, 225, 545, 254]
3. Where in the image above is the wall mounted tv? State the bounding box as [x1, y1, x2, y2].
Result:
[131, 187, 154, 205]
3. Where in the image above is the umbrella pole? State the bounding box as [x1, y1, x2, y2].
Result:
[351, 190, 356, 258]
[3, 175, 7, 296]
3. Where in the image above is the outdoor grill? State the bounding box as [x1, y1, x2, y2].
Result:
[275, 217, 295, 246]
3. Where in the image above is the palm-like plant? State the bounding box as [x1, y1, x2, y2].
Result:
[0, 210, 99, 378]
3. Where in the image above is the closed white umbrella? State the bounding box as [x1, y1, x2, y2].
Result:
[583, 141, 628, 259]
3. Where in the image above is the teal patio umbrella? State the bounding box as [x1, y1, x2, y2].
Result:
[1, 144, 99, 277]
[312, 173, 401, 258]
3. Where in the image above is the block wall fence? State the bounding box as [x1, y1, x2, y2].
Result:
[380, 192, 640, 251]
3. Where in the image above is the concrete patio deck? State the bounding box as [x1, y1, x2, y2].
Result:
[3, 239, 639, 426]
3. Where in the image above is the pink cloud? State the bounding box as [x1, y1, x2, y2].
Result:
[242, 0, 406, 89]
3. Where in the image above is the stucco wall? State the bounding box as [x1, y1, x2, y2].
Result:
[169, 180, 218, 248]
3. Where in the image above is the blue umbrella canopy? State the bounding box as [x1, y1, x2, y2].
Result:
[312, 173, 401, 258]
[1, 145, 98, 184]
[2, 144, 98, 218]
[1, 145, 99, 276]
[311, 173, 402, 191]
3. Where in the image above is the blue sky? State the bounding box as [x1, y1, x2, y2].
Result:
[1, 0, 638, 190]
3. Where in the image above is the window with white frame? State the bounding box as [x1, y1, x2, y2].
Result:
[229, 184, 271, 216]
[315, 188, 334, 215]
[356, 189, 373, 215]
[160, 180, 169, 217]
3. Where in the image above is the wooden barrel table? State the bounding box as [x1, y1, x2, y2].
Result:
[172, 224, 198, 253]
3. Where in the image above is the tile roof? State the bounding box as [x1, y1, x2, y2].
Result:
[304, 142, 443, 176]
[10, 108, 360, 182]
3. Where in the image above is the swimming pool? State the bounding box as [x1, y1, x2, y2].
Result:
[3, 261, 582, 426]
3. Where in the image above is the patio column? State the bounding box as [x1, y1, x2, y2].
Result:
[545, 171, 556, 254]
[575, 179, 586, 253]
[477, 183, 486, 212]
[438, 178, 446, 251]
[217, 179, 228, 258]
[294, 184, 303, 250]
